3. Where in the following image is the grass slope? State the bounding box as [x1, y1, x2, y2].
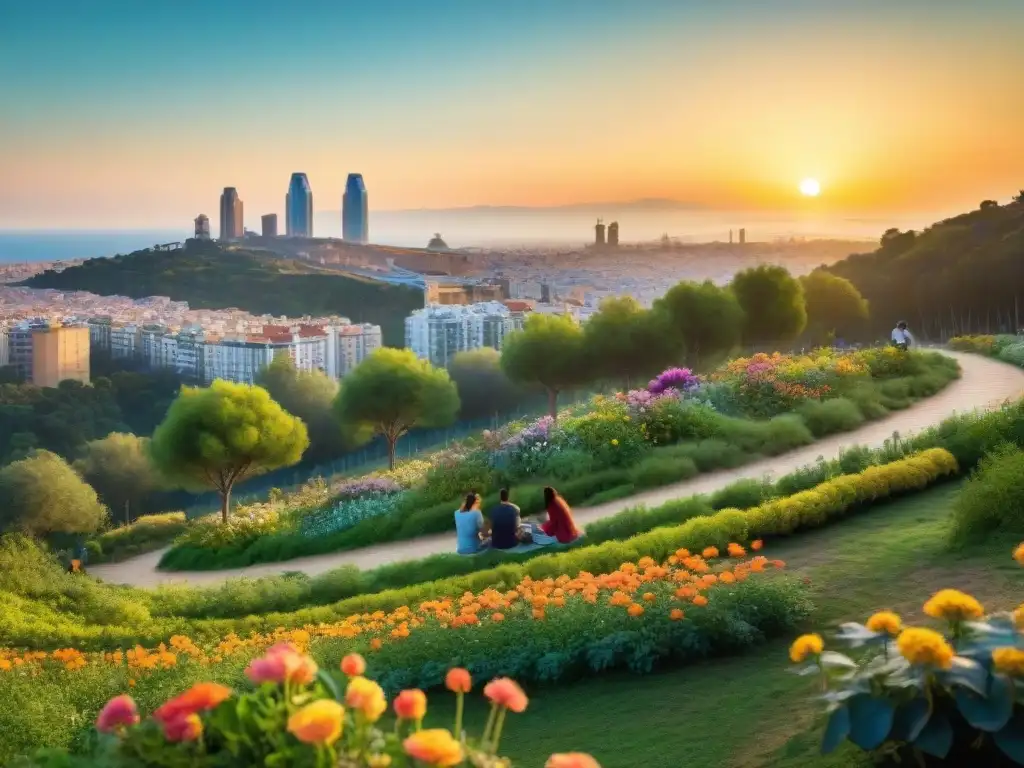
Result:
[413, 482, 1024, 768]
[20, 241, 423, 347]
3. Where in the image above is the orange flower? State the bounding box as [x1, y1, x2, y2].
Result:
[1014, 543, 1024, 566]
[340, 653, 366, 676]
[288, 700, 344, 746]
[546, 753, 602, 768]
[484, 677, 529, 713]
[491, 612, 505, 622]
[162, 713, 203, 742]
[245, 643, 317, 686]
[394, 689, 428, 721]
[692, 595, 708, 607]
[627, 603, 644, 617]
[751, 539, 764, 551]
[346, 676, 388, 722]
[670, 608, 685, 621]
[404, 729, 464, 767]
[702, 546, 719, 559]
[370, 638, 383, 651]
[153, 682, 231, 725]
[642, 592, 656, 602]
[445, 667, 472, 694]
[96, 695, 139, 733]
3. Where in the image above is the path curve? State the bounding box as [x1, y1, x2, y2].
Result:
[92, 351, 1024, 589]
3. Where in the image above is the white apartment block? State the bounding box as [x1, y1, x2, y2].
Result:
[110, 323, 141, 359]
[327, 323, 382, 378]
[405, 301, 527, 368]
[0, 326, 9, 368]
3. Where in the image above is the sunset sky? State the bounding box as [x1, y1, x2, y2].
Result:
[2, 0, 1023, 230]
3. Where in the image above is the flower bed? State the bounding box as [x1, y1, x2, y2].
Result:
[0, 549, 807, 763]
[793, 543, 1024, 766]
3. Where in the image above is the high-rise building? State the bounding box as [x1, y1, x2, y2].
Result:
[739, 228, 746, 245]
[405, 302, 528, 368]
[261, 213, 279, 237]
[342, 173, 368, 244]
[219, 188, 243, 240]
[194, 214, 211, 240]
[595, 219, 606, 246]
[607, 221, 619, 247]
[30, 324, 90, 387]
[285, 173, 313, 238]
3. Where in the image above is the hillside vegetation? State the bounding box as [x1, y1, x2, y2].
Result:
[824, 194, 1024, 341]
[20, 240, 424, 347]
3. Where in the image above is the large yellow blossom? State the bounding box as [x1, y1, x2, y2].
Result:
[789, 633, 824, 663]
[993, 648, 1024, 677]
[866, 611, 902, 636]
[896, 628, 954, 669]
[922, 589, 984, 622]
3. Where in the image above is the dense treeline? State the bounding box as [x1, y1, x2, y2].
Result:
[20, 240, 423, 347]
[824, 193, 1024, 341]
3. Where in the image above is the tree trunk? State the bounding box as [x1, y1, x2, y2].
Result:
[125, 499, 130, 527]
[387, 437, 397, 470]
[220, 486, 232, 524]
[547, 388, 559, 420]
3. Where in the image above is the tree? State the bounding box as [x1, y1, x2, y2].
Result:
[501, 313, 589, 419]
[731, 264, 807, 347]
[333, 348, 460, 470]
[0, 450, 107, 537]
[582, 296, 681, 387]
[74, 433, 164, 526]
[256, 357, 347, 462]
[980, 200, 1000, 210]
[150, 380, 309, 523]
[448, 347, 532, 421]
[654, 280, 744, 369]
[799, 271, 870, 345]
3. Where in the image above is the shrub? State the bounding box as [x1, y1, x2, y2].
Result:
[709, 477, 773, 511]
[87, 513, 189, 563]
[795, 547, 1024, 766]
[999, 341, 1024, 368]
[837, 444, 876, 475]
[796, 397, 865, 437]
[639, 399, 722, 444]
[585, 496, 713, 542]
[669, 439, 752, 472]
[948, 333, 996, 354]
[949, 444, 1024, 544]
[628, 453, 699, 490]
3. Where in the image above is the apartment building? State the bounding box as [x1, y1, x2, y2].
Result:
[405, 301, 528, 368]
[0, 326, 9, 368]
[4, 322, 92, 387]
[327, 323, 382, 377]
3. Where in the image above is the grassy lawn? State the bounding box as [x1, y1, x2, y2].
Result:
[416, 481, 1024, 767]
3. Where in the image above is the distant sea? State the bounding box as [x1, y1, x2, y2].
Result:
[0, 231, 189, 265]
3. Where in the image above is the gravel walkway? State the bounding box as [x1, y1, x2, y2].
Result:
[90, 351, 1024, 589]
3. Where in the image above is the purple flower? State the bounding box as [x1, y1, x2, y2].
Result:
[648, 367, 701, 395]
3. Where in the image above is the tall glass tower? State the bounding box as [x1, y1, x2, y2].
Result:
[285, 173, 313, 238]
[342, 173, 368, 244]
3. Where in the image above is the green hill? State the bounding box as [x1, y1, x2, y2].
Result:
[823, 195, 1024, 341]
[20, 241, 423, 347]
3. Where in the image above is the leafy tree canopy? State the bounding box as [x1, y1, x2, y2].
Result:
[799, 271, 869, 345]
[653, 280, 744, 368]
[150, 380, 309, 522]
[501, 313, 588, 418]
[582, 296, 681, 387]
[333, 348, 460, 469]
[448, 347, 534, 421]
[730, 264, 808, 347]
[256, 357, 347, 462]
[0, 450, 107, 537]
[73, 433, 165, 526]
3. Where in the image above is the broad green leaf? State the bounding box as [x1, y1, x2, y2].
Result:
[938, 656, 989, 697]
[820, 651, 858, 670]
[889, 696, 931, 743]
[994, 711, 1024, 764]
[914, 713, 953, 759]
[821, 705, 851, 754]
[847, 694, 895, 751]
[955, 673, 1014, 732]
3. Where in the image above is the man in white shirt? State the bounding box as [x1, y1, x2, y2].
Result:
[891, 321, 914, 349]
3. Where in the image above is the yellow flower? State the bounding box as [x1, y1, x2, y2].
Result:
[1014, 604, 1024, 629]
[789, 633, 824, 663]
[923, 589, 984, 622]
[897, 628, 955, 669]
[866, 611, 902, 636]
[287, 700, 344, 746]
[1014, 543, 1024, 566]
[345, 676, 387, 723]
[993, 648, 1024, 677]
[610, 439, 619, 446]
[403, 729, 464, 767]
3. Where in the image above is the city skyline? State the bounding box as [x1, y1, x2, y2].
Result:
[2, 0, 1024, 230]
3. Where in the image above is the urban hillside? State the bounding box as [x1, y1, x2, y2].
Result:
[19, 241, 424, 347]
[823, 194, 1024, 340]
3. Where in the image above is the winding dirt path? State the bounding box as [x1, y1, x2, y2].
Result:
[91, 351, 1024, 589]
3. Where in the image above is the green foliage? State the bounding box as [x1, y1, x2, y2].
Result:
[653, 280, 744, 368]
[150, 381, 309, 522]
[0, 451, 107, 537]
[333, 348, 459, 469]
[581, 295, 681, 386]
[86, 512, 189, 564]
[500, 314, 588, 418]
[949, 444, 1024, 544]
[255, 357, 347, 463]
[628, 453, 698, 490]
[639, 399, 721, 445]
[795, 397, 865, 437]
[73, 433, 164, 526]
[730, 264, 807, 347]
[448, 347, 535, 421]
[949, 334, 997, 355]
[561, 405, 649, 469]
[799, 270, 869, 344]
[21, 242, 423, 347]
[709, 477, 772, 511]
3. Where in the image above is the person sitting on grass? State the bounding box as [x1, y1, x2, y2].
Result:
[891, 321, 914, 350]
[454, 492, 490, 555]
[539, 486, 581, 544]
[488, 488, 532, 550]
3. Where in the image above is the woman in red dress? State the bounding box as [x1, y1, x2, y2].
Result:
[539, 486, 581, 544]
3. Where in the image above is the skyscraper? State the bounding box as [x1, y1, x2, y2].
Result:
[194, 214, 210, 240]
[342, 173, 368, 244]
[261, 213, 278, 237]
[285, 173, 313, 238]
[219, 188, 243, 240]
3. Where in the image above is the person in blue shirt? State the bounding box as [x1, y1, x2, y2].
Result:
[454, 492, 490, 555]
[489, 488, 533, 550]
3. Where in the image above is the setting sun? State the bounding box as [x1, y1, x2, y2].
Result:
[799, 178, 822, 197]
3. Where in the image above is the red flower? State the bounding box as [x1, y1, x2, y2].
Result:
[96, 695, 139, 733]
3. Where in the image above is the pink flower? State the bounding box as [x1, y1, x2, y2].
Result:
[96, 694, 139, 733]
[245, 643, 318, 686]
